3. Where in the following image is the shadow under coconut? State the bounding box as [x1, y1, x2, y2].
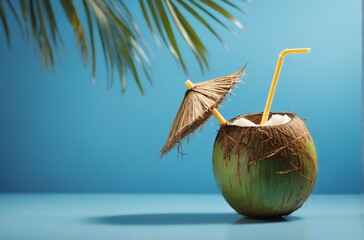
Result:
[84, 213, 301, 225]
[236, 215, 301, 224]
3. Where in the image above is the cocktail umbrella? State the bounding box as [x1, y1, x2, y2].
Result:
[160, 67, 246, 157]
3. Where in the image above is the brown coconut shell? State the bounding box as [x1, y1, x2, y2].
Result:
[218, 112, 316, 170]
[213, 112, 318, 217]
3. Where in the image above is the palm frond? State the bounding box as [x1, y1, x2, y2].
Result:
[188, 1, 232, 31]
[6, 0, 24, 40]
[222, 0, 247, 14]
[0, 0, 10, 46]
[200, 0, 244, 29]
[14, 0, 64, 69]
[86, 0, 151, 94]
[43, 0, 62, 46]
[82, 0, 95, 81]
[166, 0, 208, 70]
[176, 0, 225, 46]
[32, 0, 55, 68]
[140, 0, 245, 74]
[60, 0, 88, 62]
[0, 0, 247, 94]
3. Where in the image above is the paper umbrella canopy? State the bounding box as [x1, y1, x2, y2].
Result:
[161, 67, 246, 157]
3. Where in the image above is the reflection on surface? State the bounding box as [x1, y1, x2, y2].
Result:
[84, 213, 300, 225]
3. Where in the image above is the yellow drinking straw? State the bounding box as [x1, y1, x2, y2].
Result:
[260, 48, 311, 125]
[185, 80, 227, 125]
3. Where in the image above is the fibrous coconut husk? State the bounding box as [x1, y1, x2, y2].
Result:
[216, 112, 317, 176]
[213, 112, 318, 217]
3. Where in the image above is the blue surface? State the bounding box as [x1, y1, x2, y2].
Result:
[0, 0, 362, 193]
[0, 194, 363, 240]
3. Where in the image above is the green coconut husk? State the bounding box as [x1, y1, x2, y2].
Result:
[212, 112, 318, 218]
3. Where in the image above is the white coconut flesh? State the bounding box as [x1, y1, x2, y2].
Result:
[232, 114, 291, 127]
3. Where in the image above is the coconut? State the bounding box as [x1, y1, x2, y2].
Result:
[212, 112, 318, 218]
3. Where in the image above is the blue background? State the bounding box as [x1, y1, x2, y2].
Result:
[0, 0, 362, 193]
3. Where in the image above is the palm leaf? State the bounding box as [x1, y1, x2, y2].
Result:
[188, 1, 232, 31]
[43, 0, 62, 48]
[0, 0, 10, 46]
[82, 0, 96, 81]
[143, 0, 246, 74]
[176, 0, 225, 47]
[60, 0, 88, 62]
[0, 0, 247, 94]
[6, 0, 24, 40]
[87, 0, 151, 93]
[222, 0, 247, 14]
[155, 0, 188, 72]
[166, 0, 207, 70]
[31, 0, 54, 68]
[139, 0, 160, 46]
[146, 0, 169, 48]
[168, 1, 209, 67]
[200, 0, 244, 29]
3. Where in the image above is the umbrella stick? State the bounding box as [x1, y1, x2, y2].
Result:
[260, 48, 311, 125]
[185, 80, 227, 125]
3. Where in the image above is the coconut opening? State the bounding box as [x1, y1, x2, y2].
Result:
[232, 114, 291, 127]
